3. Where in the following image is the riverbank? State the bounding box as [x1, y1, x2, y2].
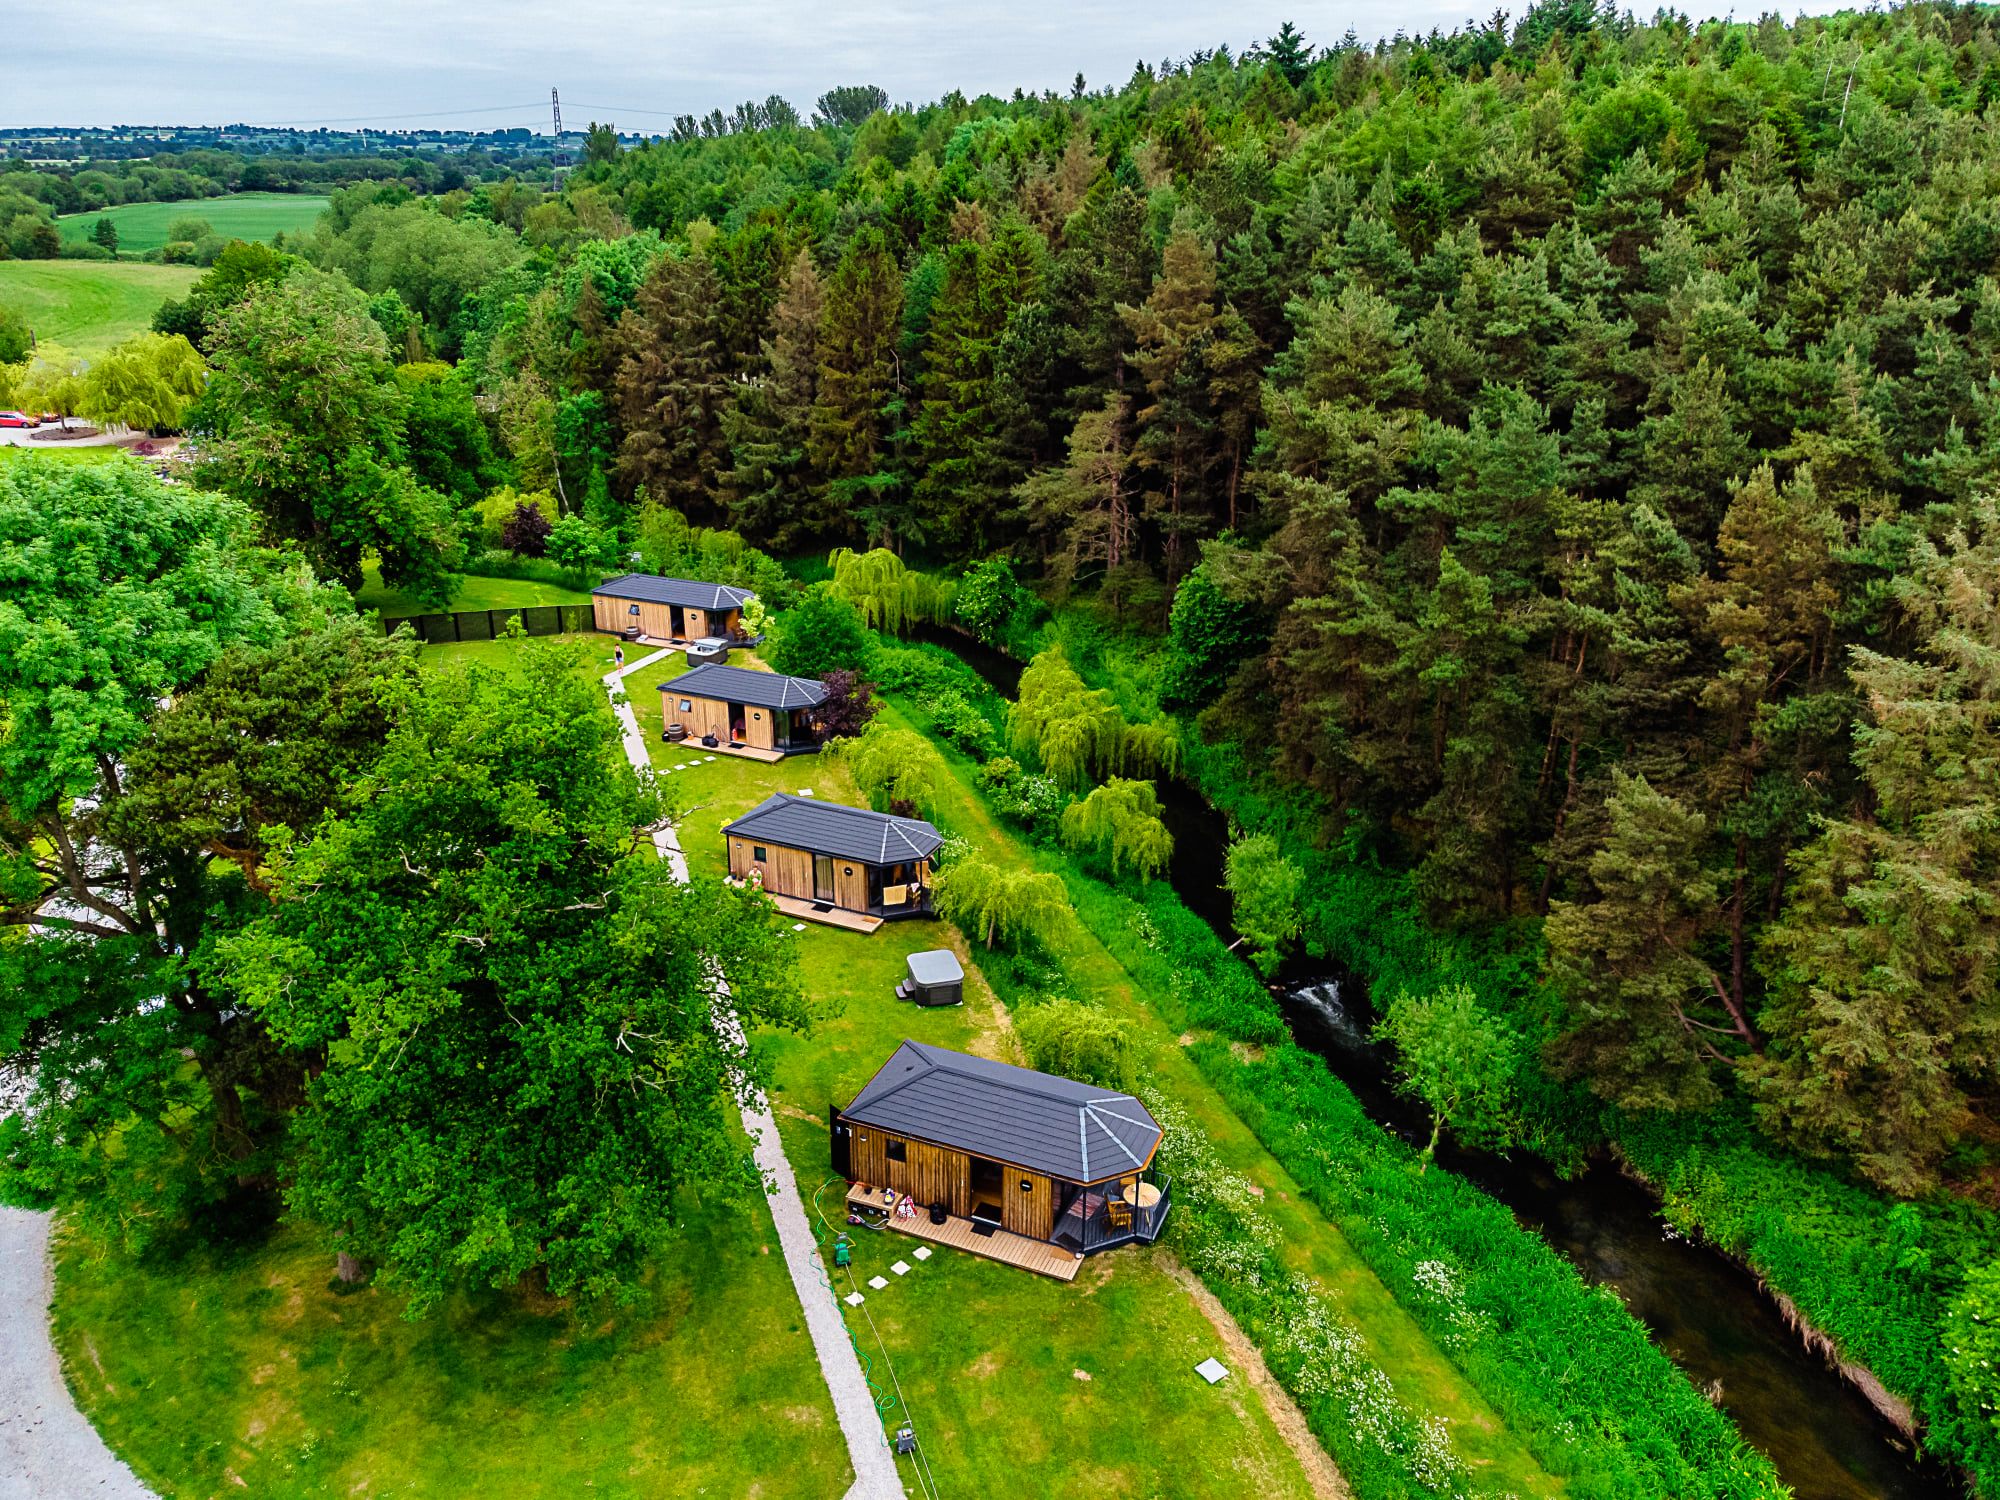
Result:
[902, 611, 1975, 1497]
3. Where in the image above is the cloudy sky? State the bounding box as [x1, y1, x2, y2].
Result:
[6, 0, 1854, 132]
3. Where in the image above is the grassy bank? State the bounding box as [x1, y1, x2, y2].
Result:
[0, 261, 198, 353]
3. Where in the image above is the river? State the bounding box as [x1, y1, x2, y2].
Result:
[913, 621, 1962, 1500]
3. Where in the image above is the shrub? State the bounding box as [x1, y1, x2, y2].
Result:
[838, 723, 950, 820]
[813, 669, 879, 741]
[768, 585, 873, 679]
[1016, 1000, 1133, 1090]
[976, 757, 1071, 843]
[1059, 778, 1173, 882]
[925, 687, 997, 758]
[500, 500, 552, 556]
[1225, 832, 1303, 977]
[932, 858, 1069, 949]
[953, 556, 1033, 645]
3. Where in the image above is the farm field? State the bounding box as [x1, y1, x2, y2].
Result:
[0, 260, 197, 353]
[56, 192, 329, 251]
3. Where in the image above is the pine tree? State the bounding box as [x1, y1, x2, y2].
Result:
[1547, 771, 1735, 1112]
[1749, 504, 2000, 1194]
[721, 248, 823, 545]
[614, 251, 731, 519]
[808, 228, 903, 537]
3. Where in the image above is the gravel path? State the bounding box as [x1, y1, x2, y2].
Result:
[603, 656, 904, 1500]
[0, 1208, 153, 1500]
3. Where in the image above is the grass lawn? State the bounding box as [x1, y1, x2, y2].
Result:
[52, 1190, 850, 1499]
[0, 260, 199, 353]
[353, 559, 594, 617]
[0, 443, 131, 466]
[57, 193, 330, 252]
[664, 709, 1566, 1498]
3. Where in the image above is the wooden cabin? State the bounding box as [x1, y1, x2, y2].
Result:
[831, 1041, 1170, 1275]
[724, 793, 941, 923]
[592, 574, 756, 643]
[661, 665, 827, 756]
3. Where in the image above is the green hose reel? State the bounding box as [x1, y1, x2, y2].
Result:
[833, 1237, 851, 1268]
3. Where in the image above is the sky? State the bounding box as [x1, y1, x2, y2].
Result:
[3, 0, 1859, 132]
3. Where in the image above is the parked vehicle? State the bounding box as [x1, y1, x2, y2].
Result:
[0, 411, 38, 429]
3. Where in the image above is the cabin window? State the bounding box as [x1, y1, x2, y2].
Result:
[885, 1139, 907, 1163]
[752, 845, 768, 862]
[679, 699, 692, 712]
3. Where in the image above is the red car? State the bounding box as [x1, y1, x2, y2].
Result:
[0, 411, 38, 429]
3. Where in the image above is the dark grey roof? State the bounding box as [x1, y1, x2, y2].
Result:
[592, 573, 756, 610]
[661, 664, 826, 711]
[724, 792, 942, 865]
[843, 1040, 1162, 1183]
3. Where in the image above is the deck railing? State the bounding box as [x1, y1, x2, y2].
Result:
[1052, 1173, 1172, 1254]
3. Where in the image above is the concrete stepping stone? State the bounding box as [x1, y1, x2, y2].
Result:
[844, 1291, 865, 1306]
[1195, 1357, 1229, 1385]
[867, 1275, 888, 1290]
[891, 1260, 911, 1276]
[913, 1247, 932, 1261]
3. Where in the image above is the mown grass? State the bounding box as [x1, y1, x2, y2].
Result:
[51, 1189, 850, 1499]
[666, 708, 1564, 1497]
[0, 443, 130, 465]
[0, 260, 198, 352]
[352, 559, 594, 617]
[662, 742, 1325, 1498]
[56, 193, 329, 252]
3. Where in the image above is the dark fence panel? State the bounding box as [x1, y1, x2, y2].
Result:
[379, 605, 595, 642]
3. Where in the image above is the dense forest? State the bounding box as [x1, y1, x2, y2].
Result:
[392, 0, 2000, 1203]
[7, 1, 2000, 1489]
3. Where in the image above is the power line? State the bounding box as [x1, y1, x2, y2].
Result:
[230, 102, 549, 129]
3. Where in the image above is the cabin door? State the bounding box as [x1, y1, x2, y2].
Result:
[669, 605, 686, 639]
[813, 854, 836, 903]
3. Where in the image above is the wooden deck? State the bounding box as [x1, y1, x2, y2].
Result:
[745, 888, 884, 933]
[846, 1183, 1083, 1281]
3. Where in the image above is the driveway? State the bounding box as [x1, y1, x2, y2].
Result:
[0, 1208, 152, 1499]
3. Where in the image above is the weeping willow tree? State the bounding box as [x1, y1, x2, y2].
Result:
[827, 546, 956, 632]
[933, 857, 1071, 949]
[836, 722, 951, 820]
[1060, 778, 1174, 881]
[1010, 647, 1180, 788]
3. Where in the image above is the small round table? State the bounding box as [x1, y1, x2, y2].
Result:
[1119, 1181, 1163, 1210]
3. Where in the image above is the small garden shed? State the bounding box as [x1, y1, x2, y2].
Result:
[831, 1041, 1171, 1271]
[724, 793, 941, 926]
[662, 664, 826, 756]
[592, 574, 755, 643]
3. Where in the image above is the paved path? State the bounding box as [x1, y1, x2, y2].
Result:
[602, 657, 903, 1500]
[0, 1208, 152, 1500]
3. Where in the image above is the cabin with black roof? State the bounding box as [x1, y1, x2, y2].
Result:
[661, 664, 827, 759]
[724, 792, 942, 931]
[831, 1040, 1171, 1280]
[592, 573, 756, 644]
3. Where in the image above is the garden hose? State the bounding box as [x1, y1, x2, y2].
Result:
[810, 1177, 899, 1415]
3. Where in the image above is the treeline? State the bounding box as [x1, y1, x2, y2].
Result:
[87, 0, 2000, 1206]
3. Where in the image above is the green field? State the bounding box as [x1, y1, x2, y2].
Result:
[57, 192, 329, 252]
[353, 560, 596, 617]
[0, 261, 198, 353]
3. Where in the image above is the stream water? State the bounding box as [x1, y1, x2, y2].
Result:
[914, 621, 1962, 1499]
